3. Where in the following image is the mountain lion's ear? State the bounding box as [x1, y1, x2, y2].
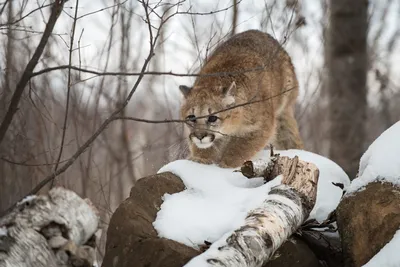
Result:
[222, 81, 236, 96]
[222, 82, 236, 107]
[179, 85, 192, 98]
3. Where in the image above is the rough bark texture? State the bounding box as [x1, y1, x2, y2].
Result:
[336, 181, 400, 267]
[102, 159, 322, 267]
[0, 187, 99, 267]
[185, 156, 319, 266]
[327, 0, 368, 178]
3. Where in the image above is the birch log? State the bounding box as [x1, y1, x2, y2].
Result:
[0, 187, 99, 267]
[184, 155, 319, 267]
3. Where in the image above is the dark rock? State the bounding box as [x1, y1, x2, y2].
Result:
[337, 181, 400, 266]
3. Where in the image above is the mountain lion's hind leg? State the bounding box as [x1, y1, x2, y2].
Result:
[273, 107, 304, 150]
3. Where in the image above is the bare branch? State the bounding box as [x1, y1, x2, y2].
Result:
[114, 87, 295, 124]
[0, 0, 9, 16]
[31, 64, 268, 78]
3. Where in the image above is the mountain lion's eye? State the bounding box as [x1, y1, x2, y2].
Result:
[186, 115, 197, 122]
[207, 115, 218, 123]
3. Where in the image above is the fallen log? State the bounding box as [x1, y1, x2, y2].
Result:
[184, 155, 319, 267]
[0, 187, 99, 267]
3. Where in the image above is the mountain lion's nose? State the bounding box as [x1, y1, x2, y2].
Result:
[195, 132, 207, 140]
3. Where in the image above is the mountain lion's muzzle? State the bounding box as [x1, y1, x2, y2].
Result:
[189, 131, 215, 149]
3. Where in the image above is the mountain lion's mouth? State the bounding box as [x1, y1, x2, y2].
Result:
[191, 135, 214, 149]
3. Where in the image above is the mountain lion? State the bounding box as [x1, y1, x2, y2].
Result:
[179, 30, 303, 168]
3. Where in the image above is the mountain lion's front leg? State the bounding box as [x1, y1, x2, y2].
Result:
[187, 142, 223, 166]
[218, 129, 274, 168]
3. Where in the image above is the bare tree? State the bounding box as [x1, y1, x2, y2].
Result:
[327, 0, 368, 178]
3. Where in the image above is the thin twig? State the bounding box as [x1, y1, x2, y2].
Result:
[0, 0, 66, 146]
[176, 0, 243, 16]
[0, 2, 53, 27]
[77, 0, 127, 20]
[51, 0, 79, 188]
[1, 156, 71, 167]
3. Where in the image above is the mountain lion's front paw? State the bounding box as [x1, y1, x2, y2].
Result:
[217, 161, 234, 169]
[218, 157, 245, 169]
[188, 156, 214, 165]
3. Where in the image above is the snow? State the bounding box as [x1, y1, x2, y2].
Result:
[153, 149, 350, 248]
[362, 229, 400, 267]
[17, 195, 37, 206]
[154, 160, 282, 247]
[0, 226, 7, 237]
[347, 121, 400, 194]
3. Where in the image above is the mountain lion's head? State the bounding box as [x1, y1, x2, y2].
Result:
[179, 81, 242, 149]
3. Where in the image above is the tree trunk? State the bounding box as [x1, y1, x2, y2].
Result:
[327, 0, 368, 178]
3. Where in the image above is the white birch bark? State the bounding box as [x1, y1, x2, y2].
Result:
[0, 187, 99, 267]
[185, 156, 319, 267]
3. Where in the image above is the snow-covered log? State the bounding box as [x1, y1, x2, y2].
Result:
[0, 187, 99, 267]
[184, 155, 319, 267]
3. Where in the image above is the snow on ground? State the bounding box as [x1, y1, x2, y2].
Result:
[153, 149, 350, 248]
[17, 195, 36, 206]
[347, 120, 400, 194]
[362, 229, 400, 267]
[0, 226, 7, 237]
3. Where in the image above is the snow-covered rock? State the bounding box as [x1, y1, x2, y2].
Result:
[347, 120, 400, 194]
[343, 120, 400, 266]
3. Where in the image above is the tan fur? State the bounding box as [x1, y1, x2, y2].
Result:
[179, 30, 304, 168]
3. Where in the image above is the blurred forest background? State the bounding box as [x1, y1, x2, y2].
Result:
[1, 0, 399, 262]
